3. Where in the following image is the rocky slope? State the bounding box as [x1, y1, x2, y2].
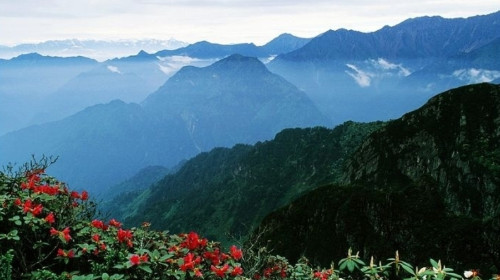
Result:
[253, 83, 500, 273]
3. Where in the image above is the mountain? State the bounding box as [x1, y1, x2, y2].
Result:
[260, 33, 311, 55]
[142, 54, 330, 149]
[0, 33, 313, 135]
[268, 11, 500, 124]
[155, 41, 267, 59]
[100, 165, 171, 201]
[404, 37, 500, 92]
[0, 38, 188, 61]
[0, 55, 329, 193]
[252, 83, 500, 273]
[105, 121, 384, 245]
[37, 61, 166, 124]
[0, 53, 98, 135]
[276, 11, 500, 62]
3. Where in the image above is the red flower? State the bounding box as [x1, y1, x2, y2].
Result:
[80, 191, 89, 200]
[130, 254, 140, 266]
[21, 171, 41, 190]
[117, 228, 133, 244]
[100, 242, 107, 251]
[14, 198, 21, 206]
[129, 254, 148, 266]
[230, 245, 243, 260]
[61, 227, 71, 242]
[92, 234, 100, 243]
[91, 219, 107, 230]
[50, 227, 59, 236]
[203, 249, 221, 265]
[22, 199, 32, 213]
[181, 231, 206, 250]
[45, 212, 55, 224]
[34, 185, 59, 196]
[51, 227, 71, 242]
[280, 268, 287, 278]
[194, 268, 203, 278]
[211, 264, 229, 277]
[231, 266, 244, 276]
[57, 248, 65, 257]
[57, 248, 74, 258]
[180, 253, 198, 271]
[70, 191, 80, 199]
[108, 218, 122, 228]
[263, 268, 272, 278]
[22, 199, 43, 216]
[31, 204, 43, 216]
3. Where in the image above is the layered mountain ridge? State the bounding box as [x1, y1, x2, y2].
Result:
[252, 83, 500, 272]
[0, 54, 328, 193]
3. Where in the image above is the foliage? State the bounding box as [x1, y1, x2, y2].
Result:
[0, 161, 498, 280]
[108, 121, 384, 246]
[0, 160, 244, 279]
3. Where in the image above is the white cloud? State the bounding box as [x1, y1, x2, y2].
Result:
[371, 58, 411, 76]
[107, 65, 121, 74]
[0, 1, 498, 46]
[346, 64, 372, 87]
[452, 68, 500, 83]
[156, 55, 217, 76]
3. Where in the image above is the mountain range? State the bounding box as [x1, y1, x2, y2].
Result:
[0, 54, 328, 193]
[1, 10, 500, 202]
[268, 10, 500, 122]
[101, 83, 500, 273]
[0, 38, 188, 61]
[0, 34, 311, 135]
[103, 121, 384, 245]
[252, 83, 500, 273]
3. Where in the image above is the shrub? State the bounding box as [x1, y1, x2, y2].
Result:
[0, 159, 493, 280]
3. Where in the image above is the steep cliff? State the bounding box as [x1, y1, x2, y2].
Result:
[254, 83, 500, 273]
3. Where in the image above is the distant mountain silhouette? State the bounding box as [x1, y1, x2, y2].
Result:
[0, 55, 328, 193]
[268, 11, 500, 124]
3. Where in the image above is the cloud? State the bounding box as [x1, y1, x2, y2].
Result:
[345, 64, 372, 87]
[156, 55, 217, 76]
[0, 1, 498, 46]
[452, 68, 500, 83]
[371, 58, 411, 76]
[107, 65, 121, 74]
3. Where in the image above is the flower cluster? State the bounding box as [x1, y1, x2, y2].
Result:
[0, 165, 246, 279]
[0, 163, 494, 280]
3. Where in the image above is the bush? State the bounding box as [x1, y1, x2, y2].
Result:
[0, 160, 492, 280]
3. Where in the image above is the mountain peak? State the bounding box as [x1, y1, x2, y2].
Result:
[209, 54, 269, 74]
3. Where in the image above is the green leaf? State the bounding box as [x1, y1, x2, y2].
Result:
[447, 272, 462, 279]
[347, 260, 355, 272]
[400, 263, 415, 275]
[139, 265, 153, 274]
[160, 253, 174, 262]
[339, 260, 347, 271]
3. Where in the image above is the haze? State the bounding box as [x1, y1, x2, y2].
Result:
[1, 0, 499, 46]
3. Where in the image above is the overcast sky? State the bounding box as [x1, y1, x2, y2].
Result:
[1, 0, 499, 46]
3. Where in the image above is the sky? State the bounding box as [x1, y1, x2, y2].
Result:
[1, 0, 499, 46]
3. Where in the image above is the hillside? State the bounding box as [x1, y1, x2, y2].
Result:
[253, 83, 500, 273]
[0, 54, 329, 193]
[106, 121, 384, 245]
